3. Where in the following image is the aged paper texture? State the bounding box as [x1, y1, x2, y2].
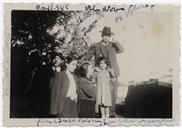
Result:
[3, 2, 181, 127]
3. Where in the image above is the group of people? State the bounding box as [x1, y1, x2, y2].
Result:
[49, 26, 124, 118]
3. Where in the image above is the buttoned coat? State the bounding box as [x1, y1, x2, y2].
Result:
[49, 71, 78, 115]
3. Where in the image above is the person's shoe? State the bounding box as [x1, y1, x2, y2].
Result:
[95, 113, 101, 118]
[109, 112, 116, 118]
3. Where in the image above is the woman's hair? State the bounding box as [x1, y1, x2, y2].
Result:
[78, 62, 91, 77]
[97, 57, 110, 67]
[61, 55, 77, 71]
[51, 52, 64, 60]
[65, 55, 77, 64]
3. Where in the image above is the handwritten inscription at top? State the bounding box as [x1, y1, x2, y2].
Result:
[85, 5, 125, 12]
[35, 4, 155, 13]
[35, 4, 155, 23]
[126, 4, 155, 16]
[36, 4, 69, 11]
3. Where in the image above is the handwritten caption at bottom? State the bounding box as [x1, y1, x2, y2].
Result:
[36, 118, 175, 127]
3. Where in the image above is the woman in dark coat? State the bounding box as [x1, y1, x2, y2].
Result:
[50, 56, 78, 118]
[77, 62, 96, 118]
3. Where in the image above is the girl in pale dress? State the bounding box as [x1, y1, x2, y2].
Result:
[95, 57, 115, 118]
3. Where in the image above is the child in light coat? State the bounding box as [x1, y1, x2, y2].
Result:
[95, 57, 115, 118]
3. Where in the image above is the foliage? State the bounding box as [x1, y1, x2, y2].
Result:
[11, 11, 102, 68]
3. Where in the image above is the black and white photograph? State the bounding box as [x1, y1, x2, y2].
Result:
[3, 2, 181, 127]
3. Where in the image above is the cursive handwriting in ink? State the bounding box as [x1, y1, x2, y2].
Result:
[115, 16, 123, 23]
[82, 20, 97, 36]
[126, 4, 155, 17]
[84, 4, 155, 23]
[102, 5, 125, 12]
[76, 11, 93, 25]
[36, 4, 69, 11]
[85, 5, 125, 12]
[85, 5, 101, 12]
[36, 118, 169, 126]
[36, 118, 52, 126]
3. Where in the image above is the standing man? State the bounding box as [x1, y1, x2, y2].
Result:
[90, 26, 124, 117]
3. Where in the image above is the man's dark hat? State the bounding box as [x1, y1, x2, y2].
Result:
[100, 26, 114, 37]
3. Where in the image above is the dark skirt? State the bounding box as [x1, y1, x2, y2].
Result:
[57, 97, 78, 118]
[78, 98, 95, 118]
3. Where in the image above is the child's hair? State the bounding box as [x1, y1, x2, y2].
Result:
[97, 57, 110, 67]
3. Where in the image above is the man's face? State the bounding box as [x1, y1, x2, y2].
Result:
[102, 35, 111, 43]
[52, 56, 62, 67]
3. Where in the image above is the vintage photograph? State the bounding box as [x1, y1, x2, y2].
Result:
[3, 3, 180, 127]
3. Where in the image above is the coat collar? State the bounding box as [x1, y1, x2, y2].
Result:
[62, 70, 78, 89]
